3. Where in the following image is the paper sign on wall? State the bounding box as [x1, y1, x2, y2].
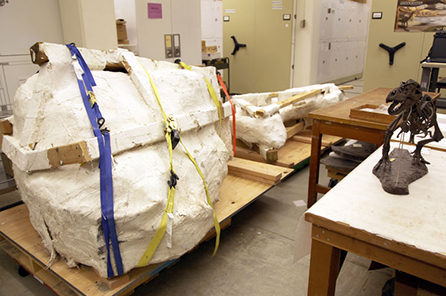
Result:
[148, 3, 162, 19]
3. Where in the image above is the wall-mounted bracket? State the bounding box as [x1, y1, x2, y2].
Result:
[230, 36, 246, 55]
[379, 42, 406, 65]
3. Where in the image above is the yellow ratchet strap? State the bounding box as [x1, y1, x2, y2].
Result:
[179, 62, 222, 135]
[137, 59, 221, 267]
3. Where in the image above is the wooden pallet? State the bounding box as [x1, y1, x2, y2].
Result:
[0, 159, 293, 296]
[235, 128, 343, 168]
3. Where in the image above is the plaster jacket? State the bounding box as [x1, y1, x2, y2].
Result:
[4, 43, 232, 277]
[231, 83, 346, 149]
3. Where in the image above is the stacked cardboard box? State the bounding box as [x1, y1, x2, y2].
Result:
[201, 40, 218, 53]
[116, 19, 129, 45]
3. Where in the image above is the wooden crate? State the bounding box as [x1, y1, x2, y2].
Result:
[349, 104, 395, 125]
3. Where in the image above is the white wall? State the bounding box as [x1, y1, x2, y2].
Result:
[114, 0, 138, 45]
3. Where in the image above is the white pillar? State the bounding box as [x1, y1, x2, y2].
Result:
[59, 0, 118, 49]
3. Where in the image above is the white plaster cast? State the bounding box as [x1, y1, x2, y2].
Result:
[232, 83, 346, 152]
[6, 43, 230, 277]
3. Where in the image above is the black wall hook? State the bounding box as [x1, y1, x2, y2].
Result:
[231, 36, 247, 55]
[379, 42, 406, 65]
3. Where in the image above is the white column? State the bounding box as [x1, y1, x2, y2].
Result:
[59, 0, 118, 49]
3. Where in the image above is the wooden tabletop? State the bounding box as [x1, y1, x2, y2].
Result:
[309, 88, 441, 131]
[305, 143, 446, 285]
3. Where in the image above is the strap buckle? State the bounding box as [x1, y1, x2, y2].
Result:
[165, 115, 180, 150]
[168, 170, 179, 188]
[88, 91, 97, 108]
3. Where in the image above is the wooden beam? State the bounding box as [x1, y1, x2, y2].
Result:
[47, 141, 92, 167]
[290, 135, 332, 147]
[29, 42, 49, 65]
[0, 118, 13, 135]
[286, 121, 305, 139]
[228, 157, 282, 185]
[338, 85, 354, 91]
[277, 89, 322, 109]
[254, 89, 322, 117]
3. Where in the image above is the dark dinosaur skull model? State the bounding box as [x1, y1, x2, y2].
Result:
[373, 79, 444, 194]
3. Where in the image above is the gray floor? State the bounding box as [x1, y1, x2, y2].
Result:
[0, 78, 395, 295]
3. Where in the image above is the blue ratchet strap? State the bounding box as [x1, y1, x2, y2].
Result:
[66, 44, 124, 277]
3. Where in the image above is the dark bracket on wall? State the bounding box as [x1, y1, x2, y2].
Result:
[379, 42, 406, 65]
[231, 36, 247, 55]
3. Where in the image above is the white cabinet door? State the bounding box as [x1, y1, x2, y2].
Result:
[0, 56, 38, 113]
[136, 0, 201, 64]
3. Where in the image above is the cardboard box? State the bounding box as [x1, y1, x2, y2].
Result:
[203, 46, 218, 53]
[201, 40, 206, 53]
[116, 19, 127, 41]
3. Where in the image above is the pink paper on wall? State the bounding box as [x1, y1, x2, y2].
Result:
[148, 3, 162, 19]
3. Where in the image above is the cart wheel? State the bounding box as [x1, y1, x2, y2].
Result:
[17, 266, 30, 277]
[328, 178, 338, 188]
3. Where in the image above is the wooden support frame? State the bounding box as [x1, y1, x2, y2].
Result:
[307, 221, 446, 295]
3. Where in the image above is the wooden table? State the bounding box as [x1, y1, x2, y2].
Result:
[307, 88, 440, 208]
[305, 144, 446, 295]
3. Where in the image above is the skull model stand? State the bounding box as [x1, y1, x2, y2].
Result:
[373, 79, 444, 194]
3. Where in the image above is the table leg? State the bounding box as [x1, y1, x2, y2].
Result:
[420, 67, 431, 91]
[429, 67, 440, 92]
[308, 239, 341, 296]
[395, 271, 418, 296]
[308, 119, 322, 208]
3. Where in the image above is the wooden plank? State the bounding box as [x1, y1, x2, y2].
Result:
[215, 174, 272, 222]
[349, 104, 395, 124]
[290, 135, 332, 147]
[0, 118, 13, 135]
[338, 85, 354, 90]
[35, 268, 78, 296]
[1, 152, 14, 177]
[228, 157, 287, 184]
[255, 89, 322, 117]
[327, 169, 347, 180]
[47, 141, 92, 168]
[92, 269, 130, 290]
[286, 121, 305, 139]
[234, 146, 292, 168]
[277, 89, 322, 109]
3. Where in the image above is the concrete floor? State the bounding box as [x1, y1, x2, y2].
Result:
[0, 78, 395, 295]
